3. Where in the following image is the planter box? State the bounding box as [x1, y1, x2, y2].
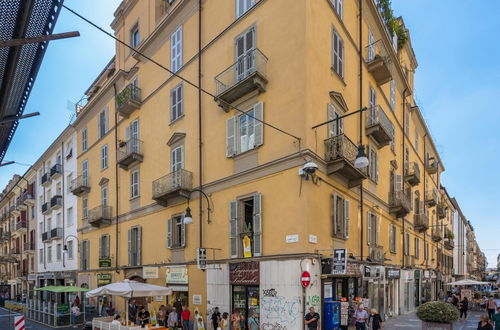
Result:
[422, 321, 453, 330]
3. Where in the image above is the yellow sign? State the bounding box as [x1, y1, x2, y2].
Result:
[243, 235, 252, 258]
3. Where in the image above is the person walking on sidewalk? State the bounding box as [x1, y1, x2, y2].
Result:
[460, 296, 469, 320]
[304, 307, 320, 330]
[354, 304, 369, 330]
[488, 297, 498, 320]
[477, 314, 493, 330]
[368, 309, 383, 330]
[491, 306, 500, 330]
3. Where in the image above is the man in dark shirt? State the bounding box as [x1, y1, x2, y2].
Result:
[304, 307, 320, 329]
[211, 306, 221, 329]
[128, 299, 138, 324]
[137, 306, 150, 326]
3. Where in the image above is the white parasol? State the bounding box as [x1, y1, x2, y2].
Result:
[445, 279, 490, 286]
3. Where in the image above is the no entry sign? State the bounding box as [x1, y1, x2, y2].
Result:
[301, 270, 311, 287]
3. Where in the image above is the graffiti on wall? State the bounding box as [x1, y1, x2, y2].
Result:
[262, 288, 278, 297]
[261, 295, 301, 328]
[261, 322, 288, 330]
[307, 295, 321, 308]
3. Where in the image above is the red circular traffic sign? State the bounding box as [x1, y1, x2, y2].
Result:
[301, 271, 311, 287]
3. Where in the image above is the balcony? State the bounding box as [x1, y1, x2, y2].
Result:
[214, 49, 268, 111]
[116, 83, 141, 117]
[88, 205, 113, 227]
[1, 231, 10, 241]
[15, 221, 27, 234]
[50, 195, 63, 210]
[365, 39, 392, 85]
[426, 189, 438, 207]
[368, 245, 384, 263]
[41, 202, 50, 215]
[50, 227, 63, 240]
[24, 242, 35, 253]
[12, 247, 21, 256]
[50, 163, 63, 179]
[437, 204, 446, 219]
[23, 192, 35, 206]
[0, 214, 6, 222]
[324, 134, 367, 188]
[41, 232, 50, 243]
[404, 256, 416, 269]
[389, 190, 411, 218]
[413, 213, 429, 232]
[41, 173, 51, 187]
[153, 169, 193, 206]
[365, 106, 394, 148]
[70, 175, 90, 196]
[444, 238, 454, 251]
[426, 158, 439, 174]
[432, 229, 443, 242]
[117, 138, 143, 170]
[404, 161, 420, 186]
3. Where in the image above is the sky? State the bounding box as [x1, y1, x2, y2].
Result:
[1, 1, 499, 266]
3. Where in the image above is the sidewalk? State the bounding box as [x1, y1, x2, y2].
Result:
[384, 311, 482, 330]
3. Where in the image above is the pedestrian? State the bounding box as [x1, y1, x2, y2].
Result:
[368, 308, 383, 330]
[452, 294, 459, 307]
[128, 298, 138, 324]
[138, 306, 150, 327]
[157, 305, 167, 326]
[174, 298, 183, 327]
[491, 306, 500, 330]
[482, 296, 488, 310]
[304, 307, 320, 330]
[181, 306, 191, 330]
[248, 310, 259, 330]
[460, 296, 469, 320]
[211, 306, 221, 329]
[488, 297, 498, 320]
[71, 302, 80, 328]
[477, 314, 493, 330]
[231, 309, 244, 329]
[220, 312, 229, 330]
[168, 307, 178, 329]
[112, 315, 122, 326]
[354, 304, 369, 330]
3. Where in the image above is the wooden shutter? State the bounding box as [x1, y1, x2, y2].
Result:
[80, 242, 84, 270]
[253, 193, 262, 256]
[99, 236, 102, 259]
[338, 34, 344, 77]
[375, 215, 379, 245]
[327, 104, 335, 137]
[254, 102, 263, 147]
[180, 216, 186, 248]
[230, 200, 238, 258]
[375, 151, 379, 182]
[128, 229, 132, 266]
[331, 193, 337, 237]
[98, 113, 102, 138]
[395, 174, 402, 192]
[226, 117, 237, 157]
[167, 218, 173, 248]
[137, 226, 142, 265]
[104, 108, 109, 134]
[367, 213, 372, 246]
[105, 235, 110, 258]
[343, 199, 350, 239]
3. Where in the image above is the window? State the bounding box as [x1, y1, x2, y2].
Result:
[229, 193, 262, 258]
[170, 84, 183, 122]
[82, 160, 89, 184]
[368, 147, 379, 182]
[171, 146, 184, 172]
[171, 26, 183, 73]
[39, 222, 43, 238]
[98, 108, 109, 139]
[235, 27, 255, 81]
[56, 244, 62, 261]
[327, 104, 343, 137]
[82, 197, 88, 219]
[67, 207, 73, 227]
[56, 213, 62, 228]
[389, 224, 396, 253]
[47, 246, 52, 263]
[130, 23, 140, 48]
[99, 234, 110, 259]
[128, 226, 142, 266]
[330, 0, 343, 18]
[367, 212, 378, 246]
[368, 30, 375, 62]
[404, 232, 410, 256]
[130, 169, 140, 198]
[81, 240, 90, 270]
[236, 0, 255, 18]
[226, 102, 263, 157]
[67, 240, 74, 260]
[424, 242, 429, 260]
[368, 86, 377, 125]
[332, 193, 349, 239]
[390, 128, 396, 152]
[125, 119, 140, 153]
[390, 80, 396, 111]
[82, 127, 87, 152]
[332, 29, 344, 77]
[415, 238, 420, 259]
[67, 174, 73, 193]
[39, 249, 44, 264]
[415, 132, 419, 153]
[101, 185, 109, 207]
[167, 215, 185, 248]
[101, 145, 108, 169]
[405, 108, 410, 136]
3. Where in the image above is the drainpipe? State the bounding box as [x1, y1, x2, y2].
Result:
[113, 84, 120, 274]
[62, 141, 66, 269]
[401, 88, 407, 269]
[423, 133, 427, 269]
[358, 0, 364, 263]
[198, 0, 203, 249]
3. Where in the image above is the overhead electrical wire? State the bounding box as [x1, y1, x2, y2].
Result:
[61, 4, 301, 143]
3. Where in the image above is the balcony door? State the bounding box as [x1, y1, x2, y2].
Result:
[368, 87, 377, 125]
[126, 119, 140, 153]
[171, 146, 184, 187]
[235, 27, 255, 82]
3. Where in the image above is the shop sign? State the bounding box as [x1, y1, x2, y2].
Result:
[192, 294, 202, 305]
[386, 268, 400, 279]
[7, 280, 16, 285]
[414, 270, 420, 279]
[97, 273, 112, 287]
[423, 270, 430, 279]
[143, 266, 159, 279]
[230, 261, 259, 285]
[99, 258, 112, 268]
[340, 302, 349, 326]
[332, 249, 347, 275]
[166, 267, 188, 284]
[243, 236, 252, 258]
[363, 266, 382, 278]
[286, 234, 299, 243]
[56, 304, 69, 314]
[27, 274, 37, 281]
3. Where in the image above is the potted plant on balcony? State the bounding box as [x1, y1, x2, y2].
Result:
[416, 301, 458, 330]
[445, 229, 455, 240]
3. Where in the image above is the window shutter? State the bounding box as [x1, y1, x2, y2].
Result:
[99, 237, 102, 259]
[137, 226, 142, 265]
[338, 37, 344, 77]
[253, 102, 264, 147]
[80, 242, 84, 269]
[395, 174, 402, 192]
[170, 88, 176, 121]
[327, 104, 335, 137]
[167, 218, 173, 248]
[375, 215, 379, 245]
[128, 229, 132, 266]
[104, 108, 109, 133]
[367, 213, 372, 246]
[226, 117, 237, 157]
[375, 152, 379, 182]
[180, 216, 186, 248]
[125, 125, 131, 142]
[253, 193, 262, 256]
[331, 193, 337, 237]
[230, 200, 238, 258]
[98, 114, 102, 138]
[106, 235, 110, 258]
[419, 201, 425, 215]
[343, 199, 349, 238]
[178, 26, 183, 68]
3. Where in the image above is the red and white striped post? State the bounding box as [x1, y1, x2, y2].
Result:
[14, 315, 26, 330]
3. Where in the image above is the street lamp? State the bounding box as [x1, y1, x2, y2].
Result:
[63, 235, 79, 252]
[354, 145, 369, 169]
[183, 189, 212, 225]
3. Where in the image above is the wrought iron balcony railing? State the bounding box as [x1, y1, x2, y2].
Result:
[50, 227, 63, 240]
[153, 169, 193, 206]
[404, 161, 420, 186]
[117, 138, 144, 169]
[41, 202, 50, 214]
[50, 163, 62, 178]
[116, 83, 141, 117]
[365, 39, 392, 85]
[41, 173, 51, 186]
[366, 105, 394, 147]
[414, 213, 429, 232]
[50, 195, 63, 209]
[70, 175, 90, 196]
[88, 205, 113, 227]
[389, 190, 411, 218]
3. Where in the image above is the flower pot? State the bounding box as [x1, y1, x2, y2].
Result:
[422, 321, 453, 330]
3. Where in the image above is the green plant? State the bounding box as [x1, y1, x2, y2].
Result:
[416, 301, 459, 324]
[446, 229, 455, 240]
[377, 0, 408, 50]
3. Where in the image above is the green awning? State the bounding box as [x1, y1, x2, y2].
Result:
[34, 285, 89, 293]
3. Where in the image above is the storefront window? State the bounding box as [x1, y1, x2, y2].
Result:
[232, 285, 260, 330]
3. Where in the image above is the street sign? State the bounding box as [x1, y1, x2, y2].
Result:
[301, 270, 311, 287]
[197, 248, 207, 270]
[333, 248, 347, 275]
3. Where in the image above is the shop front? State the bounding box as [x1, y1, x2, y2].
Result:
[230, 261, 260, 327]
[165, 266, 189, 307]
[399, 269, 415, 314]
[385, 268, 400, 318]
[421, 270, 432, 304]
[363, 265, 385, 318]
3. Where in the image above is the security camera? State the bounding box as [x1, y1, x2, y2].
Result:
[299, 161, 319, 176]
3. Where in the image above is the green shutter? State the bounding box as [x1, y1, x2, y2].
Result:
[253, 193, 262, 256]
[230, 200, 238, 258]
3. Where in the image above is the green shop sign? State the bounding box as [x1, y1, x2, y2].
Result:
[56, 304, 69, 315]
[99, 258, 112, 268]
[97, 273, 112, 287]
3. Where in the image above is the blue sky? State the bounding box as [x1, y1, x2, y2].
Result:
[1, 1, 499, 266]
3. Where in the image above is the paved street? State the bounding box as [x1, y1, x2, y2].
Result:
[384, 311, 483, 330]
[0, 308, 75, 330]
